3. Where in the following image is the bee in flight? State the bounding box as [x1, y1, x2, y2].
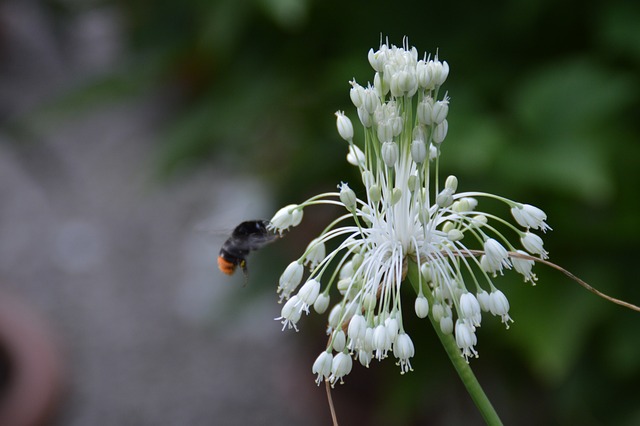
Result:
[218, 220, 280, 276]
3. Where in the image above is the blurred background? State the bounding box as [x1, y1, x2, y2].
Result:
[0, 0, 639, 425]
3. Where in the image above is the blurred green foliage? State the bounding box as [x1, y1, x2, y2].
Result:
[23, 0, 640, 424]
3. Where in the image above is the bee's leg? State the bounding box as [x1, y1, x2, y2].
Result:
[240, 259, 249, 286]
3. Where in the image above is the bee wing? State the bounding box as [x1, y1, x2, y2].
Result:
[242, 232, 280, 251]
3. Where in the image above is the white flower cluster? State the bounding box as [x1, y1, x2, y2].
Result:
[270, 38, 551, 386]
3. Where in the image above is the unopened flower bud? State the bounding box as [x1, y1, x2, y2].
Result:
[382, 141, 398, 167]
[411, 139, 427, 163]
[339, 182, 357, 211]
[349, 81, 365, 108]
[432, 119, 448, 144]
[335, 111, 354, 141]
[417, 97, 434, 125]
[313, 293, 330, 314]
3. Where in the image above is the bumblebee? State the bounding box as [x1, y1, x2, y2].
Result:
[217, 220, 279, 276]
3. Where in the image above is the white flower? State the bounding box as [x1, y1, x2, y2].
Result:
[277, 296, 302, 331]
[429, 57, 449, 86]
[393, 333, 415, 374]
[440, 315, 454, 334]
[335, 111, 354, 141]
[477, 290, 491, 311]
[358, 349, 372, 368]
[417, 96, 434, 125]
[436, 187, 454, 208]
[270, 38, 552, 384]
[432, 119, 448, 143]
[297, 279, 321, 311]
[455, 320, 478, 361]
[326, 304, 344, 334]
[332, 330, 347, 352]
[373, 324, 392, 360]
[414, 295, 429, 318]
[511, 204, 551, 232]
[347, 144, 366, 167]
[277, 261, 304, 301]
[313, 293, 330, 314]
[431, 98, 449, 124]
[459, 292, 482, 327]
[511, 250, 537, 283]
[349, 81, 365, 108]
[483, 238, 512, 274]
[312, 351, 333, 385]
[330, 352, 353, 385]
[411, 138, 428, 163]
[381, 141, 399, 167]
[368, 47, 386, 72]
[385, 316, 399, 343]
[303, 238, 326, 270]
[416, 59, 433, 89]
[431, 302, 445, 322]
[489, 290, 513, 328]
[270, 204, 300, 233]
[521, 231, 548, 259]
[347, 314, 367, 349]
[445, 174, 458, 192]
[339, 182, 357, 210]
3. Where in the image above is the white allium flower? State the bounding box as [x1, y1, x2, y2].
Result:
[440, 315, 454, 334]
[339, 182, 357, 211]
[330, 352, 353, 386]
[393, 333, 415, 374]
[303, 238, 326, 270]
[313, 293, 331, 314]
[270, 38, 552, 384]
[312, 351, 333, 385]
[358, 349, 373, 368]
[512, 250, 537, 283]
[455, 320, 478, 362]
[276, 296, 302, 331]
[431, 98, 449, 124]
[477, 290, 491, 312]
[270, 204, 301, 233]
[332, 330, 347, 352]
[411, 138, 428, 163]
[415, 295, 429, 318]
[349, 81, 365, 108]
[521, 231, 549, 259]
[431, 302, 445, 322]
[511, 204, 551, 232]
[347, 144, 366, 167]
[385, 316, 400, 343]
[335, 111, 354, 141]
[489, 289, 513, 328]
[432, 119, 448, 143]
[277, 261, 304, 301]
[373, 324, 392, 360]
[381, 141, 399, 167]
[297, 279, 321, 312]
[459, 292, 482, 327]
[483, 238, 512, 274]
[347, 314, 367, 349]
[417, 96, 434, 125]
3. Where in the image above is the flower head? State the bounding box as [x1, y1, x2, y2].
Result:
[269, 38, 551, 384]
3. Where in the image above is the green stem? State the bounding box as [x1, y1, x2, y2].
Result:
[407, 261, 504, 426]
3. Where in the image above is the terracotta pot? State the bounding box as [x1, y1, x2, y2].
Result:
[0, 291, 63, 426]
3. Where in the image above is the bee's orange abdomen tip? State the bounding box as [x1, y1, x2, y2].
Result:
[217, 256, 236, 275]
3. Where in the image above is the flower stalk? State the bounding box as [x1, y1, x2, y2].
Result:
[407, 261, 503, 426]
